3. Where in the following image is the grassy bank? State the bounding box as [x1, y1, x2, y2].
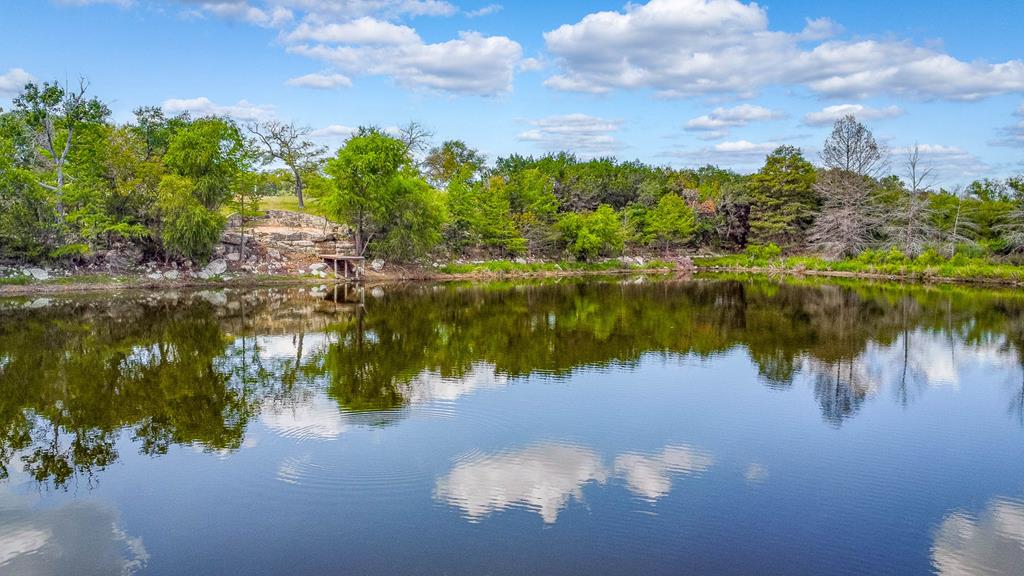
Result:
[436, 259, 676, 275]
[696, 250, 1024, 285]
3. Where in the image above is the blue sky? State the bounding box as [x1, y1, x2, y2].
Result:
[1, 0, 1023, 185]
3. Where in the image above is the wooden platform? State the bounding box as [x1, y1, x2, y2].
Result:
[320, 255, 365, 280]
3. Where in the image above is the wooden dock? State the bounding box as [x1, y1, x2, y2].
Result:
[320, 255, 364, 280]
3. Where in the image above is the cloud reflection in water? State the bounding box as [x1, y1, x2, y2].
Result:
[436, 443, 714, 523]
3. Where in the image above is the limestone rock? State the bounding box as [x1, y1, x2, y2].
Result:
[200, 259, 228, 278]
[25, 268, 50, 281]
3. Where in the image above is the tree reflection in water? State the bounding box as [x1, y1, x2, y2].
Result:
[2, 277, 1024, 487]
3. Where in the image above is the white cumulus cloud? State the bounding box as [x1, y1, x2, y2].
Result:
[543, 0, 1024, 101]
[163, 0, 520, 95]
[685, 104, 785, 138]
[288, 30, 522, 95]
[162, 96, 276, 121]
[517, 113, 624, 156]
[286, 72, 353, 89]
[803, 103, 905, 126]
[0, 68, 34, 97]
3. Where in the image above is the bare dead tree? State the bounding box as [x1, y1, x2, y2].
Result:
[998, 205, 1024, 253]
[397, 121, 433, 161]
[247, 120, 326, 209]
[808, 116, 890, 258]
[885, 144, 938, 256]
[820, 114, 889, 178]
[942, 185, 977, 257]
[807, 169, 882, 258]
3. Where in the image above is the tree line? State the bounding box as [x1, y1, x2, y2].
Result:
[1, 78, 1023, 265]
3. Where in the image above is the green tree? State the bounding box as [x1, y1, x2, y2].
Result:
[0, 113, 52, 259]
[163, 117, 250, 211]
[646, 193, 697, 253]
[323, 129, 410, 256]
[476, 177, 526, 255]
[247, 120, 326, 209]
[324, 129, 443, 260]
[558, 204, 625, 260]
[373, 174, 446, 261]
[424, 140, 485, 188]
[13, 79, 110, 224]
[442, 171, 482, 252]
[156, 175, 225, 262]
[746, 146, 817, 246]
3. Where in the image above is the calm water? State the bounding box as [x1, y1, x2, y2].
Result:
[1, 277, 1023, 575]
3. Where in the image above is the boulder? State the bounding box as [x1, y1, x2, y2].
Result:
[270, 231, 312, 242]
[370, 258, 385, 272]
[201, 259, 228, 277]
[146, 273, 163, 280]
[24, 268, 50, 281]
[163, 270, 180, 280]
[226, 252, 241, 262]
[102, 248, 143, 270]
[220, 232, 255, 246]
[309, 263, 329, 272]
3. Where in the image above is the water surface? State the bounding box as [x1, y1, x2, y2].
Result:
[1, 277, 1023, 575]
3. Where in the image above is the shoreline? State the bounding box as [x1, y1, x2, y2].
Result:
[2, 259, 1023, 296]
[697, 265, 1024, 288]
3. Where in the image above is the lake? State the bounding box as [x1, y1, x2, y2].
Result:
[1, 276, 1023, 575]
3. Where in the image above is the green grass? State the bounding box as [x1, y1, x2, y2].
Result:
[695, 253, 1024, 283]
[0, 276, 30, 286]
[257, 195, 333, 219]
[218, 195, 341, 223]
[437, 259, 675, 275]
[47, 274, 126, 285]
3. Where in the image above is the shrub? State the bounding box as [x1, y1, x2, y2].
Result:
[49, 243, 91, 260]
[156, 176, 225, 263]
[856, 247, 909, 266]
[915, 248, 945, 266]
[558, 205, 625, 261]
[744, 243, 782, 263]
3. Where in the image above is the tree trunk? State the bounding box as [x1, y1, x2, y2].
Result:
[354, 215, 364, 257]
[55, 164, 65, 222]
[293, 167, 305, 209]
